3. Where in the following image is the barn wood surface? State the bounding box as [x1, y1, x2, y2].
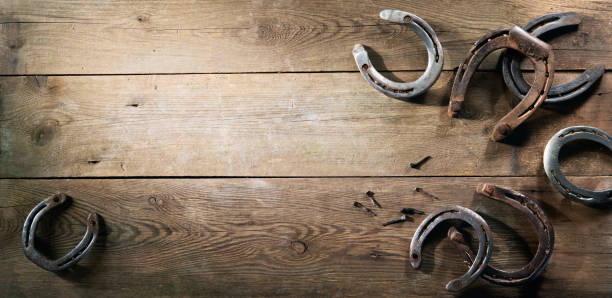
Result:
[0, 177, 611, 297]
[0, 0, 610, 297]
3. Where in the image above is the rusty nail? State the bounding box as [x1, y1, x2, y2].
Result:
[401, 207, 425, 215]
[382, 214, 412, 226]
[414, 187, 440, 200]
[354, 201, 377, 216]
[409, 155, 431, 169]
[366, 190, 382, 208]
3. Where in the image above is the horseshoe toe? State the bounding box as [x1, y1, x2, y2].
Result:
[449, 26, 555, 141]
[502, 12, 604, 104]
[22, 193, 99, 272]
[353, 10, 444, 99]
[448, 184, 555, 286]
[410, 205, 493, 292]
[543, 126, 612, 206]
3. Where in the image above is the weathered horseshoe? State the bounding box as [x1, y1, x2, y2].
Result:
[353, 9, 444, 99]
[543, 126, 612, 206]
[410, 205, 493, 292]
[449, 26, 554, 142]
[22, 193, 99, 272]
[502, 12, 604, 104]
[448, 184, 555, 286]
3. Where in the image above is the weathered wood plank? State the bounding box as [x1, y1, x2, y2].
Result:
[0, 0, 609, 74]
[0, 177, 610, 297]
[1, 72, 610, 177]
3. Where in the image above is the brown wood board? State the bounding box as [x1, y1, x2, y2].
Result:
[1, 177, 610, 297]
[0, 0, 610, 74]
[1, 72, 610, 177]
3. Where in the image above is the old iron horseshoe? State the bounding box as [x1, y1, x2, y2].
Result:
[448, 184, 555, 286]
[22, 193, 99, 272]
[449, 26, 555, 142]
[410, 205, 493, 292]
[543, 126, 612, 206]
[502, 12, 604, 104]
[353, 9, 444, 99]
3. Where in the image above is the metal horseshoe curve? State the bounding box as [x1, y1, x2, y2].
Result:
[502, 12, 604, 104]
[448, 184, 555, 286]
[353, 9, 444, 99]
[449, 26, 555, 142]
[543, 126, 612, 206]
[410, 205, 493, 292]
[22, 193, 99, 272]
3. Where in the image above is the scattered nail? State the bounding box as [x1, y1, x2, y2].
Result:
[366, 190, 382, 208]
[409, 155, 431, 169]
[354, 201, 377, 216]
[414, 187, 440, 200]
[401, 208, 425, 215]
[382, 214, 413, 226]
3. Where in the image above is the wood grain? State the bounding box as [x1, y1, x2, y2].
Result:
[0, 177, 610, 297]
[0, 0, 609, 74]
[1, 71, 610, 177]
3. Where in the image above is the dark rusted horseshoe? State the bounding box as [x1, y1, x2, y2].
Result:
[502, 12, 604, 104]
[448, 184, 555, 286]
[22, 193, 99, 272]
[353, 9, 444, 99]
[449, 26, 554, 142]
[544, 126, 612, 206]
[410, 205, 493, 292]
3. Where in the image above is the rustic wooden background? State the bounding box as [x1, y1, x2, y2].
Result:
[1, 1, 610, 297]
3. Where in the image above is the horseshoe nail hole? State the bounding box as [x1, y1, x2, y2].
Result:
[435, 54, 440, 63]
[53, 197, 60, 202]
[403, 15, 412, 23]
[361, 64, 369, 71]
[90, 220, 96, 226]
[412, 253, 419, 259]
[545, 72, 549, 77]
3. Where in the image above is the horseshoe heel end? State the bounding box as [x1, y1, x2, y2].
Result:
[409, 251, 422, 269]
[509, 26, 552, 60]
[379, 9, 415, 24]
[448, 99, 463, 117]
[446, 279, 468, 292]
[87, 213, 100, 231]
[491, 123, 513, 142]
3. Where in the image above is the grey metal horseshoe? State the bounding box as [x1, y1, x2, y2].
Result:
[502, 12, 604, 104]
[448, 184, 555, 286]
[353, 9, 444, 99]
[22, 193, 99, 272]
[543, 126, 612, 206]
[410, 205, 493, 292]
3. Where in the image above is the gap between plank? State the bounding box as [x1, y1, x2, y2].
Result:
[0, 69, 604, 77]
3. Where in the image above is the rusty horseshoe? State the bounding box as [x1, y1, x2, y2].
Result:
[353, 9, 443, 99]
[448, 184, 555, 286]
[502, 12, 604, 104]
[543, 126, 612, 206]
[410, 205, 493, 292]
[22, 193, 99, 272]
[449, 26, 554, 141]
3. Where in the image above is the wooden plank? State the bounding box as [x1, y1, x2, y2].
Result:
[0, 0, 609, 74]
[0, 177, 610, 297]
[1, 71, 610, 177]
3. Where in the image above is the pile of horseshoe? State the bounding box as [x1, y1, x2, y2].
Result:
[352, 9, 610, 291]
[20, 9, 611, 292]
